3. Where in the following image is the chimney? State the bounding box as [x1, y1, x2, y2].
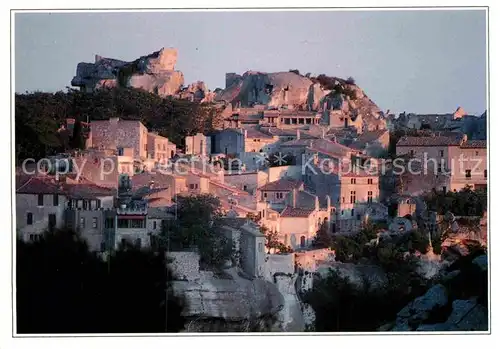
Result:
[315, 196, 320, 211]
[296, 129, 301, 140]
[291, 188, 297, 208]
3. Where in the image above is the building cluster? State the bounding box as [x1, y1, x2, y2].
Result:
[16, 102, 487, 275]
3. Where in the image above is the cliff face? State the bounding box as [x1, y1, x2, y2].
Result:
[71, 48, 185, 97]
[217, 71, 386, 131]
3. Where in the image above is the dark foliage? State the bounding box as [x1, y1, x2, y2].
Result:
[70, 120, 86, 150]
[311, 222, 333, 249]
[16, 229, 185, 333]
[163, 194, 231, 266]
[15, 88, 223, 163]
[424, 186, 487, 216]
[289, 69, 301, 76]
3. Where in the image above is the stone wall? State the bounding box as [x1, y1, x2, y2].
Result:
[167, 251, 201, 281]
[295, 248, 336, 272]
[263, 253, 295, 282]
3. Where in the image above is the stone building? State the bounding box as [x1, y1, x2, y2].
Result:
[185, 132, 212, 157]
[396, 134, 487, 192]
[90, 118, 149, 160]
[257, 179, 304, 211]
[147, 132, 176, 162]
[211, 128, 245, 156]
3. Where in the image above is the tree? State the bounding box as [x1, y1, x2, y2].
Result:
[261, 226, 293, 254]
[311, 222, 333, 249]
[289, 69, 300, 75]
[16, 229, 185, 333]
[165, 194, 231, 266]
[70, 120, 86, 150]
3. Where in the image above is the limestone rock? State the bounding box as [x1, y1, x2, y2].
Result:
[71, 47, 185, 97]
[171, 269, 285, 332]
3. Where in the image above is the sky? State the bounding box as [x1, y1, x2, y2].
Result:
[14, 10, 487, 115]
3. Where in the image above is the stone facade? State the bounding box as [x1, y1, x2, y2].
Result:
[185, 133, 211, 157]
[147, 132, 176, 162]
[90, 118, 149, 159]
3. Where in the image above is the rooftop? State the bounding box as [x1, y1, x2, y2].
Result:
[460, 140, 487, 149]
[258, 178, 303, 192]
[349, 129, 388, 150]
[396, 134, 464, 147]
[280, 206, 315, 218]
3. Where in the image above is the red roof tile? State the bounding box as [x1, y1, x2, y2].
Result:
[397, 134, 464, 147]
[258, 179, 303, 192]
[460, 140, 487, 149]
[280, 206, 314, 218]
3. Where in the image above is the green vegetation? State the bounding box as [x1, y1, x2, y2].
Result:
[261, 226, 293, 254]
[424, 185, 487, 216]
[15, 88, 224, 163]
[160, 194, 232, 267]
[311, 222, 333, 249]
[17, 229, 185, 333]
[304, 224, 432, 331]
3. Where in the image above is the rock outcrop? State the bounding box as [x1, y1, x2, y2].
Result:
[72, 48, 185, 97]
[216, 71, 386, 132]
[381, 252, 488, 332]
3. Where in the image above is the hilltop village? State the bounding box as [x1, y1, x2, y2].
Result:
[15, 48, 488, 332]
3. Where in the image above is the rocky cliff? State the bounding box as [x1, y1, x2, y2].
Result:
[380, 252, 488, 332]
[71, 48, 185, 97]
[216, 71, 386, 131]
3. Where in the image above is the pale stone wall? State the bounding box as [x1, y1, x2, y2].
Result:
[224, 171, 268, 194]
[263, 253, 295, 282]
[267, 165, 303, 182]
[167, 251, 201, 281]
[449, 146, 487, 191]
[185, 133, 211, 156]
[16, 193, 68, 238]
[295, 248, 336, 272]
[90, 119, 148, 159]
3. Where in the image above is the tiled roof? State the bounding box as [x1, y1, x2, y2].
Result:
[397, 134, 464, 147]
[280, 206, 315, 218]
[258, 179, 303, 192]
[15, 175, 116, 198]
[244, 127, 274, 139]
[64, 183, 116, 199]
[350, 130, 388, 150]
[16, 176, 66, 194]
[461, 140, 487, 149]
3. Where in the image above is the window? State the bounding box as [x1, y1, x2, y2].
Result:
[29, 234, 34, 241]
[118, 219, 129, 228]
[484, 170, 487, 178]
[368, 191, 373, 203]
[351, 209, 355, 217]
[440, 150, 444, 157]
[276, 192, 284, 199]
[26, 212, 33, 225]
[342, 197, 345, 203]
[83, 200, 88, 210]
[105, 218, 114, 229]
[350, 178, 356, 184]
[53, 194, 59, 206]
[350, 191, 356, 204]
[258, 242, 263, 253]
[48, 214, 56, 231]
[96, 200, 101, 209]
[341, 210, 344, 215]
[465, 169, 471, 178]
[475, 151, 479, 156]
[131, 219, 145, 229]
[300, 236, 306, 248]
[80, 217, 85, 228]
[37, 194, 44, 206]
[443, 186, 447, 193]
[264, 192, 268, 198]
[92, 217, 98, 229]
[437, 163, 442, 173]
[410, 150, 414, 157]
[368, 178, 373, 185]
